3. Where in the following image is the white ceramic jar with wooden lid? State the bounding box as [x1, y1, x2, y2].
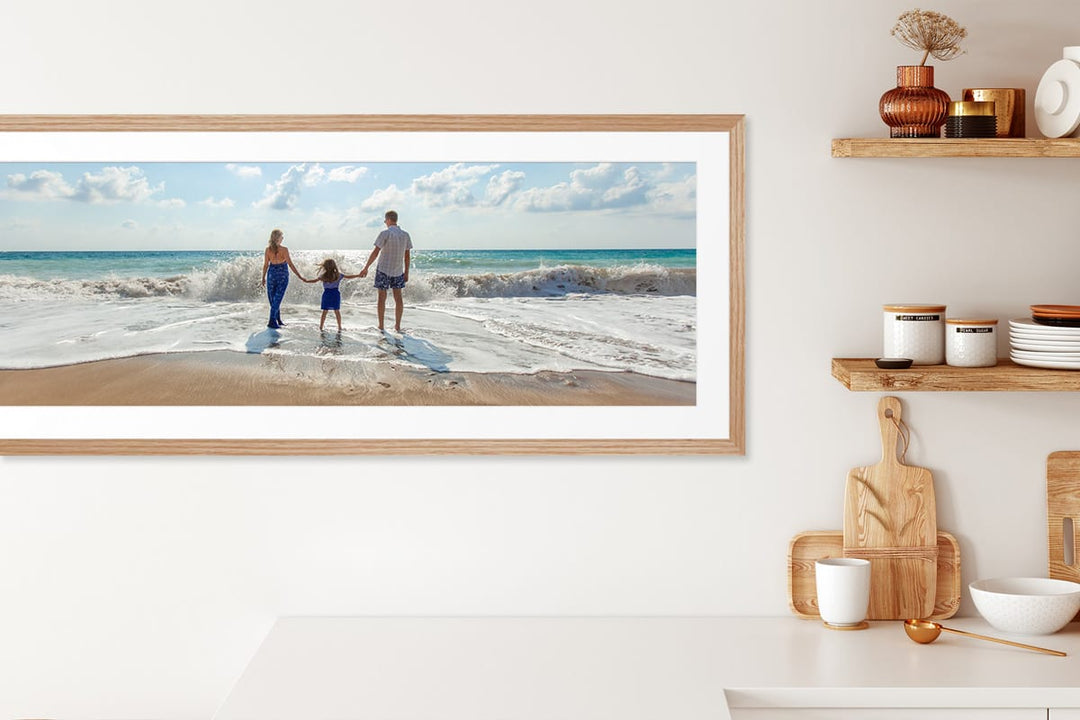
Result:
[945, 318, 998, 367]
[883, 304, 946, 365]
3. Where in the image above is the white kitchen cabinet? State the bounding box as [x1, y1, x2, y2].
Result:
[732, 710, 1045, 719]
[216, 617, 1080, 720]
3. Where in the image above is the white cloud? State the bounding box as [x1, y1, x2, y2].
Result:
[327, 165, 368, 183]
[572, 163, 620, 190]
[6, 166, 181, 206]
[303, 164, 327, 187]
[121, 219, 138, 230]
[653, 163, 679, 180]
[485, 170, 525, 206]
[358, 164, 514, 213]
[226, 163, 262, 178]
[255, 164, 312, 210]
[513, 181, 581, 212]
[254, 163, 366, 211]
[410, 163, 498, 207]
[158, 198, 186, 209]
[600, 166, 647, 206]
[6, 170, 75, 200]
[646, 175, 697, 216]
[514, 163, 653, 212]
[359, 184, 407, 212]
[200, 196, 235, 209]
[71, 166, 164, 204]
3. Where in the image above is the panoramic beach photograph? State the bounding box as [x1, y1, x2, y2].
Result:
[0, 158, 698, 406]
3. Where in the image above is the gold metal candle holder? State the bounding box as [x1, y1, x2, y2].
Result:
[962, 88, 1026, 137]
[945, 101, 997, 138]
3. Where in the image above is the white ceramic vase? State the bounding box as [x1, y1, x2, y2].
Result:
[1035, 47, 1080, 138]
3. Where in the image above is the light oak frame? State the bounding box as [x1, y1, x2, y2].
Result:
[0, 114, 745, 455]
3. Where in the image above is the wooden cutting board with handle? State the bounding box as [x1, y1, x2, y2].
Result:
[843, 396, 938, 620]
[1048, 451, 1080, 587]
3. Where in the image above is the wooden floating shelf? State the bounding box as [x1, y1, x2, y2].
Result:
[832, 138, 1080, 158]
[832, 358, 1080, 392]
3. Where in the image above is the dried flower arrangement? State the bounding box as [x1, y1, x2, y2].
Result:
[891, 9, 967, 66]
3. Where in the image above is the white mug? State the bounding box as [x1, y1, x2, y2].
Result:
[815, 558, 871, 627]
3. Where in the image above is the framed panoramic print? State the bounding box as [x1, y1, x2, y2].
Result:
[0, 115, 744, 455]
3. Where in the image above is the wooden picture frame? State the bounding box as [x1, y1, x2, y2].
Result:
[0, 114, 744, 455]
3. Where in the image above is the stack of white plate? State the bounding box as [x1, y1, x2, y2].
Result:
[1010, 318, 1080, 369]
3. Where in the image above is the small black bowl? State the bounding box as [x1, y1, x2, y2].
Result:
[875, 357, 914, 369]
[1032, 316, 1080, 327]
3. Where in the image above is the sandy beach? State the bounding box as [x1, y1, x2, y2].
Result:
[0, 351, 695, 406]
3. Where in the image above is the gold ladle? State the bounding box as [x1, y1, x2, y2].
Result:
[903, 619, 1066, 657]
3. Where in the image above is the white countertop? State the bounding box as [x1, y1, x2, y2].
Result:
[214, 616, 1080, 719]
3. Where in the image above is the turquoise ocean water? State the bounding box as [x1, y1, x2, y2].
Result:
[0, 248, 695, 281]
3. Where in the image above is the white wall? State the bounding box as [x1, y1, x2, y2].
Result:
[2, 0, 1080, 717]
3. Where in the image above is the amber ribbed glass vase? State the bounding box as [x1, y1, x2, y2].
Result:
[879, 66, 951, 138]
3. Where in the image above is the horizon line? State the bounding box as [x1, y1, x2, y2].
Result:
[0, 246, 698, 253]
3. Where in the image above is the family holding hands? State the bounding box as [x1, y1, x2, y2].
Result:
[260, 210, 413, 333]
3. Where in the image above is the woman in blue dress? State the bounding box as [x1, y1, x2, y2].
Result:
[260, 229, 307, 328]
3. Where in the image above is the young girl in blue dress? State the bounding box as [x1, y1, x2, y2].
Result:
[304, 258, 360, 331]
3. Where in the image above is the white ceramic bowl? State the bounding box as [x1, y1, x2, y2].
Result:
[969, 577, 1080, 635]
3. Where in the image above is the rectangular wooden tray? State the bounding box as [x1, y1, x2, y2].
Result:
[788, 530, 961, 620]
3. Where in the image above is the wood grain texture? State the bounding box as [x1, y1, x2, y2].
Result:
[831, 358, 1080, 392]
[726, 117, 746, 455]
[0, 114, 745, 132]
[843, 396, 937, 620]
[0, 438, 742, 456]
[832, 137, 1080, 158]
[1048, 451, 1080, 584]
[788, 530, 960, 620]
[0, 114, 746, 456]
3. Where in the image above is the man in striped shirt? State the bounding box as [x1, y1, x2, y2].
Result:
[359, 210, 413, 332]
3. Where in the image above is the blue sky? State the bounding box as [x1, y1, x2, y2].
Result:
[0, 161, 696, 251]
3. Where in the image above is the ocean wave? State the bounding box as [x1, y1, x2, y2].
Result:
[421, 264, 695, 298]
[0, 258, 696, 303]
[0, 273, 191, 299]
